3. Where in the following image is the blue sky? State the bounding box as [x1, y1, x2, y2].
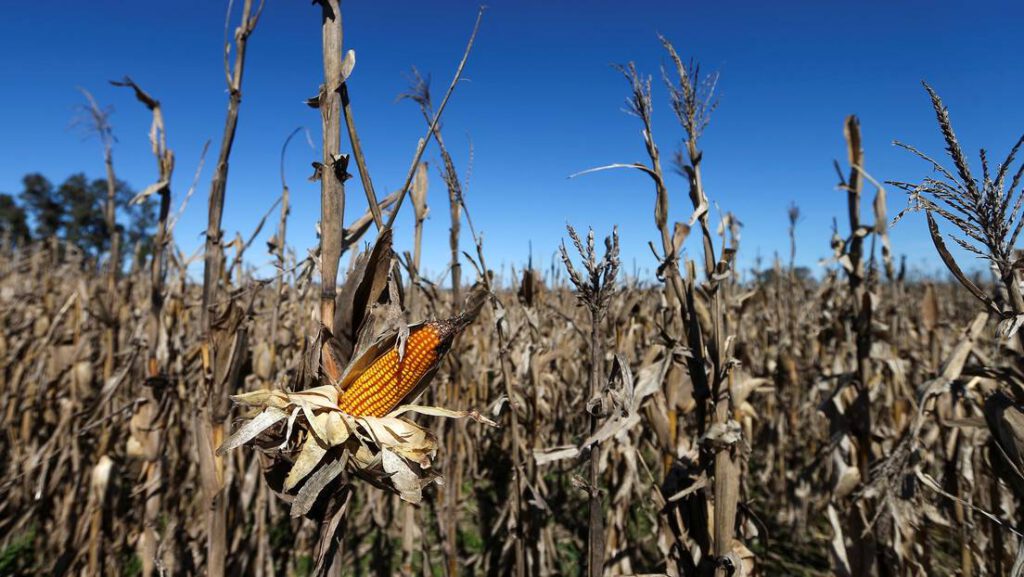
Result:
[2, 1, 1023, 282]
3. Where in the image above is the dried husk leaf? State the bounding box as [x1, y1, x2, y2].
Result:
[231, 389, 290, 409]
[217, 406, 290, 456]
[291, 452, 347, 518]
[285, 432, 329, 491]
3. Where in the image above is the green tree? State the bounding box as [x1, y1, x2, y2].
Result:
[0, 193, 30, 245]
[58, 173, 150, 258]
[16, 171, 153, 261]
[18, 173, 62, 238]
[58, 173, 107, 256]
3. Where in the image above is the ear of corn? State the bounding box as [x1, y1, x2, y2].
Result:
[338, 321, 451, 417]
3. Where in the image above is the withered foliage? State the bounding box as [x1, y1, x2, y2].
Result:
[1, 217, 1009, 577]
[4, 9, 1024, 577]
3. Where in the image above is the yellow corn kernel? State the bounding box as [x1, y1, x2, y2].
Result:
[338, 323, 445, 417]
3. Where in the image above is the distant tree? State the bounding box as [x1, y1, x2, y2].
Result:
[756, 265, 814, 284]
[0, 193, 30, 245]
[59, 173, 107, 256]
[19, 173, 63, 238]
[60, 173, 148, 258]
[15, 171, 152, 261]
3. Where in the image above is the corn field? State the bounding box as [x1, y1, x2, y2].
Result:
[5, 3, 1024, 577]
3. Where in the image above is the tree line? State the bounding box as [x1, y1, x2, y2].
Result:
[0, 172, 155, 261]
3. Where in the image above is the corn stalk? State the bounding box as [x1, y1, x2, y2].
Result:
[197, 2, 263, 575]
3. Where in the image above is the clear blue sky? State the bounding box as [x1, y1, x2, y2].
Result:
[2, 1, 1023, 281]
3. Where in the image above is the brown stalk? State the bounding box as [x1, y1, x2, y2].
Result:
[197, 1, 264, 575]
[559, 225, 619, 577]
[392, 26, 485, 572]
[339, 56, 384, 231]
[833, 115, 883, 576]
[661, 50, 740, 577]
[112, 76, 176, 577]
[77, 88, 121, 389]
[269, 127, 301, 372]
[578, 43, 737, 574]
[315, 0, 346, 340]
[442, 156, 463, 577]
[399, 70, 469, 575]
[77, 87, 125, 576]
[408, 161, 428, 315]
[202, 0, 263, 331]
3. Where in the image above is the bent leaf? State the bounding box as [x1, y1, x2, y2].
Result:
[217, 407, 289, 456]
